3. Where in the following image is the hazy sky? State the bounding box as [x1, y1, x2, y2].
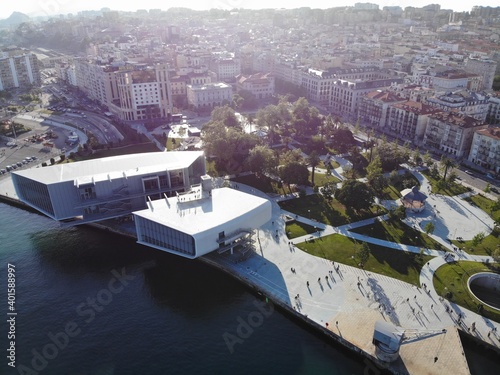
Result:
[1, 0, 498, 20]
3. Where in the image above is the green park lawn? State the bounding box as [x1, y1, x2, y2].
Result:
[433, 261, 500, 323]
[350, 218, 446, 251]
[310, 171, 340, 187]
[285, 221, 317, 239]
[422, 170, 470, 196]
[297, 233, 432, 285]
[278, 194, 385, 227]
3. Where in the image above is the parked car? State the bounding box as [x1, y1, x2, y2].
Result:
[464, 170, 473, 175]
[490, 187, 499, 194]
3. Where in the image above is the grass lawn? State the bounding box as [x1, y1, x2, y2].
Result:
[68, 142, 159, 161]
[297, 233, 432, 285]
[278, 194, 386, 227]
[285, 221, 317, 239]
[433, 261, 500, 323]
[319, 160, 340, 170]
[311, 171, 340, 187]
[350, 218, 446, 251]
[380, 185, 401, 201]
[231, 173, 283, 194]
[166, 136, 180, 151]
[422, 170, 470, 196]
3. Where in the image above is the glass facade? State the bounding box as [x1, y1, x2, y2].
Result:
[12, 175, 55, 217]
[136, 216, 195, 257]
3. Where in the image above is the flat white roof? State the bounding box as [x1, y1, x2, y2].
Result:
[134, 187, 269, 235]
[13, 151, 203, 185]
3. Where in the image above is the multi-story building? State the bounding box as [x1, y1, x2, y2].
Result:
[74, 58, 120, 107]
[0, 52, 41, 90]
[426, 91, 490, 122]
[235, 72, 275, 99]
[330, 75, 403, 121]
[358, 90, 406, 129]
[186, 82, 233, 110]
[418, 69, 482, 92]
[210, 56, 241, 82]
[487, 92, 500, 125]
[11, 151, 206, 226]
[12, 152, 272, 260]
[465, 56, 497, 90]
[423, 112, 488, 158]
[108, 63, 173, 121]
[468, 128, 500, 173]
[386, 101, 442, 143]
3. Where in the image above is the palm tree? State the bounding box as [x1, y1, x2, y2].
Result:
[308, 151, 321, 186]
[440, 156, 456, 181]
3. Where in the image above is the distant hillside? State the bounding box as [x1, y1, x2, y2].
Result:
[0, 12, 30, 27]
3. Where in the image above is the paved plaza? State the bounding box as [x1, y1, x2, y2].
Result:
[1, 164, 499, 374]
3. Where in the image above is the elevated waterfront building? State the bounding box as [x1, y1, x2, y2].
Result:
[11, 152, 205, 225]
[134, 182, 272, 259]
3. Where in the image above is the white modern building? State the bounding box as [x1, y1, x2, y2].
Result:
[134, 179, 272, 259]
[0, 51, 41, 90]
[11, 151, 206, 225]
[186, 82, 233, 109]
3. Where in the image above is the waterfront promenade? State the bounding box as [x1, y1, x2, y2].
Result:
[1, 171, 499, 374]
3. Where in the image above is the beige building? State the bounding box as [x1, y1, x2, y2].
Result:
[235, 72, 275, 99]
[423, 112, 488, 158]
[465, 57, 497, 90]
[358, 90, 406, 129]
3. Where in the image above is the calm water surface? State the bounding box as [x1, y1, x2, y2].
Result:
[0, 203, 367, 375]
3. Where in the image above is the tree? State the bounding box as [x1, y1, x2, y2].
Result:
[246, 145, 277, 176]
[424, 222, 435, 235]
[388, 205, 406, 220]
[279, 161, 309, 189]
[308, 151, 321, 186]
[210, 105, 239, 128]
[440, 156, 456, 181]
[366, 156, 387, 194]
[330, 128, 355, 153]
[412, 148, 421, 166]
[320, 181, 337, 201]
[423, 151, 433, 168]
[356, 242, 370, 266]
[335, 180, 375, 212]
[492, 248, 500, 263]
[472, 232, 485, 247]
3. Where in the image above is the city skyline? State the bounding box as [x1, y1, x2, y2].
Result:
[1, 1, 500, 20]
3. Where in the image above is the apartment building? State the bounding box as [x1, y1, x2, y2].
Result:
[423, 112, 488, 158]
[235, 72, 275, 99]
[468, 128, 500, 173]
[0, 52, 41, 90]
[74, 58, 120, 107]
[210, 56, 241, 82]
[358, 90, 406, 129]
[465, 56, 497, 90]
[329, 74, 403, 121]
[487, 92, 500, 125]
[186, 82, 233, 109]
[426, 91, 489, 122]
[386, 101, 442, 142]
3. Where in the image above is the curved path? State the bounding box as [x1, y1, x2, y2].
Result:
[275, 167, 500, 350]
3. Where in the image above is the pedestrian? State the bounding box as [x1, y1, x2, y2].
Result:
[318, 277, 321, 283]
[307, 281, 309, 287]
[431, 304, 433, 309]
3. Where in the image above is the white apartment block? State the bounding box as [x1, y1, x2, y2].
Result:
[0, 52, 41, 90]
[74, 59, 120, 107]
[186, 82, 233, 109]
[468, 128, 500, 173]
[426, 91, 490, 122]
